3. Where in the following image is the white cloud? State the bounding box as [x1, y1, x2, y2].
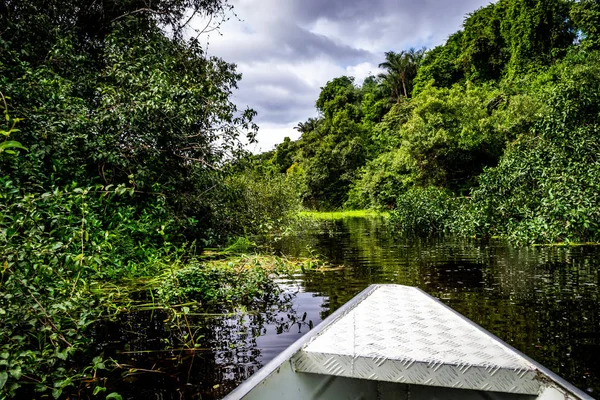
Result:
[345, 62, 383, 85]
[246, 122, 301, 154]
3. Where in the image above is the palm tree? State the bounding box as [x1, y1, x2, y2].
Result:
[378, 47, 426, 101]
[294, 117, 320, 134]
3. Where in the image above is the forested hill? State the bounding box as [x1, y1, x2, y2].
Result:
[261, 0, 600, 244]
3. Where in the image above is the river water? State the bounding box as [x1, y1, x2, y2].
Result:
[98, 217, 600, 399]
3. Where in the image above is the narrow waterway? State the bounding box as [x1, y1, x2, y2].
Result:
[97, 217, 600, 399]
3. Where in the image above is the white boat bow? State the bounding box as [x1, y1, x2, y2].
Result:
[224, 284, 594, 400]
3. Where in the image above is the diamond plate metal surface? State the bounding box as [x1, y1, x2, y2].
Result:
[292, 285, 542, 394]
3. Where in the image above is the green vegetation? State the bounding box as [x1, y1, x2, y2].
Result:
[0, 0, 300, 397]
[387, 187, 458, 236]
[157, 255, 318, 306]
[264, 0, 600, 245]
[299, 210, 388, 220]
[378, 48, 425, 101]
[3, 0, 600, 397]
[463, 53, 600, 244]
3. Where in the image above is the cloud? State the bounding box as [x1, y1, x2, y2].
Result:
[303, 0, 493, 50]
[345, 62, 382, 84]
[231, 59, 342, 126]
[246, 122, 302, 154]
[196, 0, 494, 152]
[207, 20, 371, 64]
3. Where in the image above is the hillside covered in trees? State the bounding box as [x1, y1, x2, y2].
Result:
[262, 0, 600, 244]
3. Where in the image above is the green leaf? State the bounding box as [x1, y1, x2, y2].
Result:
[93, 386, 106, 395]
[106, 393, 123, 400]
[9, 367, 22, 380]
[56, 348, 69, 360]
[0, 141, 28, 151]
[0, 371, 8, 390]
[7, 382, 21, 394]
[52, 388, 62, 399]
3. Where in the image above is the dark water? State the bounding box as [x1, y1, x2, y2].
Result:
[95, 217, 600, 399]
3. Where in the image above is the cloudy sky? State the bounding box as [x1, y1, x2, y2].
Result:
[199, 0, 492, 152]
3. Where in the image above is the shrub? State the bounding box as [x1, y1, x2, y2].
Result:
[461, 52, 600, 244]
[345, 148, 415, 209]
[211, 171, 301, 239]
[0, 178, 181, 397]
[388, 187, 458, 236]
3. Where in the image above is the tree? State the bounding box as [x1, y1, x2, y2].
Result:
[315, 76, 361, 120]
[294, 118, 321, 134]
[290, 77, 370, 209]
[414, 0, 575, 90]
[500, 0, 575, 75]
[272, 137, 297, 173]
[571, 0, 600, 50]
[459, 3, 508, 81]
[466, 53, 600, 243]
[378, 48, 425, 101]
[0, 0, 257, 243]
[360, 75, 389, 127]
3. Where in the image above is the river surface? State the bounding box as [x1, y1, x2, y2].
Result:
[96, 217, 600, 399]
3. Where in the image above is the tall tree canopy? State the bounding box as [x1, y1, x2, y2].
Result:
[0, 0, 257, 240]
[413, 0, 575, 90]
[571, 0, 600, 50]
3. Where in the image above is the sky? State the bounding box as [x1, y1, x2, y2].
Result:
[198, 0, 493, 153]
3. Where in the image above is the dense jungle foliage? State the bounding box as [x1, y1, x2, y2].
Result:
[264, 0, 600, 245]
[3, 0, 600, 397]
[0, 0, 301, 398]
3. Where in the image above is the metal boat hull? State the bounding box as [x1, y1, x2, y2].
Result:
[224, 285, 594, 400]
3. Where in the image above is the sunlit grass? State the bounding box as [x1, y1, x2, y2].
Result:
[532, 241, 600, 247]
[298, 209, 389, 220]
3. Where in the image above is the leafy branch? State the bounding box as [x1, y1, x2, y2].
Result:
[0, 91, 27, 155]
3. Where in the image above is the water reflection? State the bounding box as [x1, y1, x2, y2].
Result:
[277, 217, 600, 396]
[91, 283, 325, 399]
[92, 217, 600, 398]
